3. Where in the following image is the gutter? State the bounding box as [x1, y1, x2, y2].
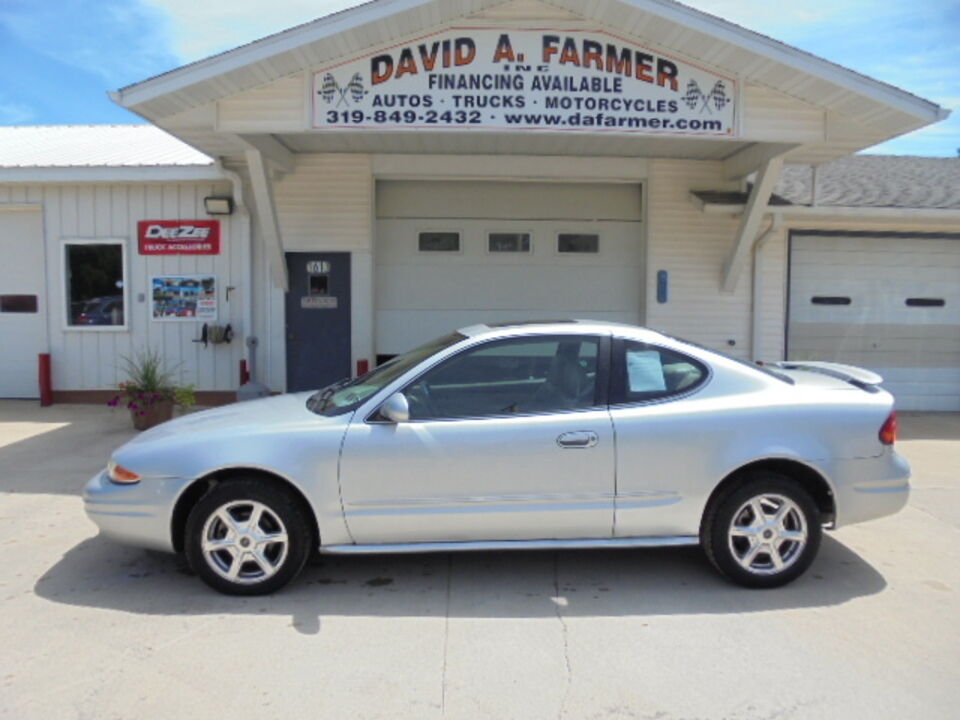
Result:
[696, 199, 960, 222]
[214, 160, 255, 385]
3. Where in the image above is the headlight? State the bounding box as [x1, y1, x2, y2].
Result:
[107, 459, 142, 485]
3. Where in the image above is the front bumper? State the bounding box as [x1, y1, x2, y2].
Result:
[828, 449, 911, 528]
[83, 470, 192, 553]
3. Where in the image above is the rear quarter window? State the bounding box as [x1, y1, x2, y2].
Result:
[612, 340, 708, 404]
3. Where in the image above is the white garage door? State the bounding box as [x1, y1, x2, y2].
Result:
[788, 232, 960, 411]
[0, 209, 46, 398]
[375, 181, 643, 355]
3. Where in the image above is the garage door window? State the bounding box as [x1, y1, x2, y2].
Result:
[403, 336, 601, 420]
[64, 240, 126, 328]
[612, 340, 707, 404]
[418, 232, 460, 252]
[558, 233, 599, 254]
[488, 233, 531, 253]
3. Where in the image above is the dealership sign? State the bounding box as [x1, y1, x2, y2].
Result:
[313, 28, 737, 136]
[138, 220, 221, 255]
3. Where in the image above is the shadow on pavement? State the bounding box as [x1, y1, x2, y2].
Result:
[35, 534, 885, 634]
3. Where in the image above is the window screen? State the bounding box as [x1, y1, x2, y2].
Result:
[65, 243, 125, 327]
[418, 232, 460, 252]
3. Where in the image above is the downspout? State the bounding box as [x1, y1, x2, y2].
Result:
[751, 213, 783, 361]
[214, 159, 254, 383]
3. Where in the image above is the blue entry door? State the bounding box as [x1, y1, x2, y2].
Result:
[284, 252, 351, 392]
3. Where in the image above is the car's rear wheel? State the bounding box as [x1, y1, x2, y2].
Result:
[185, 479, 312, 595]
[702, 473, 822, 588]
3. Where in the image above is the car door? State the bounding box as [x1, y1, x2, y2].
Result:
[338, 334, 615, 544]
[608, 338, 713, 538]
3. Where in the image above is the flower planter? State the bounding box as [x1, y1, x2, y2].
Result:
[131, 400, 175, 431]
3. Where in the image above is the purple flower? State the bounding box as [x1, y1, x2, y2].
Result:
[107, 396, 120, 408]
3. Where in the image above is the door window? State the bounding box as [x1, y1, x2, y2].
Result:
[403, 336, 601, 420]
[612, 340, 707, 404]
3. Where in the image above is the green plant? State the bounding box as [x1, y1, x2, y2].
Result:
[108, 348, 196, 414]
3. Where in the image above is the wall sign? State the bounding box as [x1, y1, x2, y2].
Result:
[313, 28, 736, 136]
[301, 296, 339, 310]
[138, 220, 221, 255]
[151, 275, 218, 321]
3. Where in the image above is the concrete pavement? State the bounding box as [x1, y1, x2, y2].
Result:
[0, 401, 957, 719]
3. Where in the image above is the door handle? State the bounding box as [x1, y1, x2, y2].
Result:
[557, 431, 598, 449]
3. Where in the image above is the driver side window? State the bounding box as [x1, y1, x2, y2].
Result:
[404, 336, 600, 420]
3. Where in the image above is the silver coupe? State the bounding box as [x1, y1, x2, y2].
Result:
[84, 321, 910, 594]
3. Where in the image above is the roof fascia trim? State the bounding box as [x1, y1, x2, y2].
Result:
[0, 166, 224, 183]
[113, 0, 432, 109]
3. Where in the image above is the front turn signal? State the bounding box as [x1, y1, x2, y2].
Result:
[879, 411, 898, 446]
[107, 460, 141, 484]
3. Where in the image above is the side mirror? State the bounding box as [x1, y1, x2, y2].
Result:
[379, 392, 410, 423]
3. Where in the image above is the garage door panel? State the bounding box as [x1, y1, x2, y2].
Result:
[0, 209, 45, 398]
[375, 182, 643, 355]
[376, 264, 641, 311]
[789, 232, 960, 411]
[376, 309, 638, 353]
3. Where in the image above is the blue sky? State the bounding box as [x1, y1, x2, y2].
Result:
[0, 0, 957, 156]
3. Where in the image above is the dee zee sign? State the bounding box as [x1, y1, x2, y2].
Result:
[313, 28, 737, 136]
[138, 220, 221, 255]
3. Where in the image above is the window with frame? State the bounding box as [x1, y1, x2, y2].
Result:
[418, 232, 460, 252]
[403, 336, 600, 420]
[613, 340, 707, 404]
[64, 241, 125, 327]
[488, 232, 531, 253]
[558, 233, 599, 254]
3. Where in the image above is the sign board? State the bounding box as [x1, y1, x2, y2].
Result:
[151, 275, 218, 321]
[138, 220, 221, 255]
[313, 28, 736, 137]
[301, 296, 339, 310]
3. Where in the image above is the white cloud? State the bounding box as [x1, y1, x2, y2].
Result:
[0, 0, 179, 85]
[143, 0, 362, 61]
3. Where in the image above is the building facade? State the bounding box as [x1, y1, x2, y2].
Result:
[1, 0, 957, 409]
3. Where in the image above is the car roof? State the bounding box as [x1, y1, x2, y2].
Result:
[456, 319, 672, 343]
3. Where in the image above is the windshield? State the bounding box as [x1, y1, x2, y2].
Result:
[307, 332, 466, 416]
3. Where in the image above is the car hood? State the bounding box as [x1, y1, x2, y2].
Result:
[125, 392, 342, 446]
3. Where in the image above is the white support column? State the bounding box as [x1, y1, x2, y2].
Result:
[245, 148, 288, 291]
[721, 156, 783, 293]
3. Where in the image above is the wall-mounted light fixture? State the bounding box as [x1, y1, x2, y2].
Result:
[203, 196, 234, 215]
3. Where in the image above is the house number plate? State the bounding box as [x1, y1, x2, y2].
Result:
[301, 296, 338, 309]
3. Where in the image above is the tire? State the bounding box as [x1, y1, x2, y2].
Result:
[184, 478, 313, 595]
[701, 472, 822, 588]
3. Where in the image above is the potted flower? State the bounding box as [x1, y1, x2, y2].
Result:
[108, 348, 196, 430]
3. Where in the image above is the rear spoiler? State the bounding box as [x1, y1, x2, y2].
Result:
[766, 361, 883, 392]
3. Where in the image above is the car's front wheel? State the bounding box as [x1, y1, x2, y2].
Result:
[185, 479, 313, 595]
[702, 473, 822, 588]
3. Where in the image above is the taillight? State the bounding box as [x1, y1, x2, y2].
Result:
[879, 411, 898, 446]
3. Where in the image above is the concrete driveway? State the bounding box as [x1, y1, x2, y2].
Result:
[0, 401, 957, 719]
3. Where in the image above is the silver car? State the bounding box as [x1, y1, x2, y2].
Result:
[84, 321, 910, 595]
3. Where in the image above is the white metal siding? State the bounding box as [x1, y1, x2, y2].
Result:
[0, 208, 45, 398]
[789, 232, 960, 410]
[0, 181, 244, 394]
[217, 75, 305, 132]
[644, 159, 766, 359]
[375, 181, 643, 354]
[263, 154, 375, 391]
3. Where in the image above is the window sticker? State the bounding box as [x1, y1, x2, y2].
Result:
[627, 350, 666, 392]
